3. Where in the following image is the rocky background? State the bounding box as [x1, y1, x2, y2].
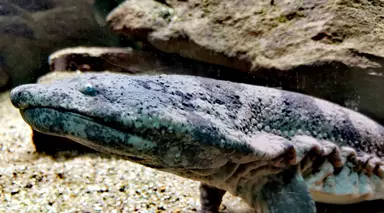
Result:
[1, 0, 384, 212]
[0, 0, 120, 91]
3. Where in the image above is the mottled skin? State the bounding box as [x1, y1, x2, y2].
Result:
[10, 73, 384, 213]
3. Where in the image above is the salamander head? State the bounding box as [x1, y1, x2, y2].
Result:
[10, 73, 247, 170]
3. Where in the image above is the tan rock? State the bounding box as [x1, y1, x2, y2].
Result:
[108, 0, 384, 71]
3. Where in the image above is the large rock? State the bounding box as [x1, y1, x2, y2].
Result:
[108, 0, 384, 71]
[0, 0, 119, 90]
[107, 0, 384, 125]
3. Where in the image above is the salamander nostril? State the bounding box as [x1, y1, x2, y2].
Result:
[10, 86, 32, 109]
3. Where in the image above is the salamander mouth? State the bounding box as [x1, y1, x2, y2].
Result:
[19, 107, 162, 167]
[20, 106, 156, 140]
[20, 107, 122, 137]
[21, 107, 107, 126]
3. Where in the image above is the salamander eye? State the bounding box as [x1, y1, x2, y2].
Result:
[80, 83, 97, 96]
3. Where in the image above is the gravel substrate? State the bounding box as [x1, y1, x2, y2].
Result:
[0, 72, 251, 213]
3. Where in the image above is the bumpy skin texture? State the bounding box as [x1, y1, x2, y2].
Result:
[10, 73, 384, 213]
